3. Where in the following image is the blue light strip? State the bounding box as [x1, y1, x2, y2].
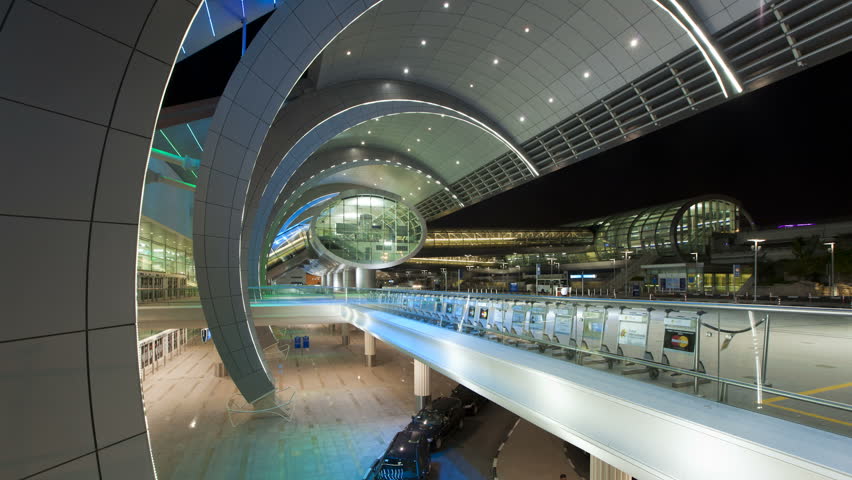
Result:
[159, 130, 182, 157]
[181, 45, 186, 54]
[186, 124, 204, 152]
[240, 0, 246, 19]
[204, 0, 215, 36]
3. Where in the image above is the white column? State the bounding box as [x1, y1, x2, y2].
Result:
[341, 323, 350, 346]
[356, 267, 377, 288]
[344, 268, 356, 288]
[413, 359, 431, 410]
[590, 456, 631, 480]
[364, 332, 376, 367]
[333, 270, 343, 288]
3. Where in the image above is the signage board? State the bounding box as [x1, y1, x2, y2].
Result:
[302, 336, 310, 349]
[733, 264, 741, 277]
[581, 308, 606, 342]
[553, 306, 574, 338]
[617, 312, 648, 347]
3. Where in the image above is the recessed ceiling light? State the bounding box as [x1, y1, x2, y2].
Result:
[583, 71, 591, 79]
[548, 97, 554, 103]
[416, 138, 421, 142]
[519, 115, 526, 122]
[407, 148, 411, 152]
[493, 58, 499, 65]
[455, 160, 460, 164]
[420, 39, 427, 46]
[380, 177, 383, 180]
[403, 67, 409, 74]
[418, 187, 421, 190]
[629, 38, 639, 48]
[469, 83, 474, 88]
[524, 26, 530, 33]
[342, 173, 347, 176]
[443, 2, 449, 8]
[367, 130, 371, 134]
[427, 127, 432, 131]
[361, 141, 365, 145]
[346, 50, 351, 56]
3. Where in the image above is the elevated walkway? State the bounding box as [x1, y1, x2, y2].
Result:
[138, 286, 852, 479]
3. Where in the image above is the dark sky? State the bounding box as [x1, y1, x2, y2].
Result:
[432, 51, 852, 229]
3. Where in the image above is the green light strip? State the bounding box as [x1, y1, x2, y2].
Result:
[159, 130, 182, 157]
[150, 147, 183, 161]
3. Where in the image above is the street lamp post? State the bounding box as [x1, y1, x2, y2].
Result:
[500, 262, 508, 292]
[690, 252, 699, 294]
[609, 258, 616, 297]
[440, 267, 447, 291]
[748, 239, 766, 301]
[622, 250, 633, 297]
[825, 242, 836, 296]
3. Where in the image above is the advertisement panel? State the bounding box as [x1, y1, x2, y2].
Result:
[581, 308, 606, 343]
[663, 312, 700, 355]
[663, 330, 696, 353]
[553, 306, 574, 338]
[528, 305, 546, 336]
[617, 313, 648, 347]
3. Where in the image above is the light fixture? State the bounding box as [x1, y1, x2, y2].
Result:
[629, 38, 639, 48]
[519, 115, 525, 122]
[403, 67, 409, 74]
[416, 138, 421, 142]
[420, 39, 427, 46]
[443, 2, 449, 8]
[469, 83, 474, 88]
[346, 50, 352, 56]
[360, 141, 365, 145]
[367, 130, 371, 134]
[583, 71, 591, 79]
[407, 148, 411, 152]
[427, 127, 432, 131]
[548, 97, 554, 103]
[524, 26, 530, 33]
[493, 58, 499, 65]
[455, 160, 460, 164]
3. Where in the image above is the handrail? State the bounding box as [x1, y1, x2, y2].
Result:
[366, 302, 852, 416]
[226, 387, 296, 427]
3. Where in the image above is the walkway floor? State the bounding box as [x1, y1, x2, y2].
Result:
[498, 420, 580, 480]
[143, 325, 517, 479]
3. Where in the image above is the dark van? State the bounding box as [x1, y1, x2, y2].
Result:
[364, 430, 431, 480]
[405, 396, 464, 450]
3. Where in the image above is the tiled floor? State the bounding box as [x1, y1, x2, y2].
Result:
[143, 325, 486, 479]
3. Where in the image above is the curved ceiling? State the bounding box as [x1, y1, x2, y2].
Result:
[317, 0, 694, 141]
[315, 112, 508, 184]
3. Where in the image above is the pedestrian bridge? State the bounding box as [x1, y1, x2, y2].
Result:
[137, 286, 852, 480]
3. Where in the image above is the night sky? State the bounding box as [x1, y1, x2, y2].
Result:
[432, 51, 852, 230]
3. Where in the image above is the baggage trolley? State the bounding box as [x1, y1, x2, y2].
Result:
[577, 305, 614, 368]
[614, 307, 656, 378]
[659, 309, 708, 392]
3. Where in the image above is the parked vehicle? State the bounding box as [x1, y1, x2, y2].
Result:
[405, 397, 465, 450]
[450, 383, 488, 415]
[363, 430, 431, 480]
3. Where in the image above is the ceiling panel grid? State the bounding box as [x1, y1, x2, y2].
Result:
[318, 0, 693, 142]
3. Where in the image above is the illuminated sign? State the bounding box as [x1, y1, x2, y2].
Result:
[570, 274, 597, 279]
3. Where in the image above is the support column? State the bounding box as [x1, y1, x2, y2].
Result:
[344, 268, 356, 289]
[356, 267, 377, 288]
[341, 323, 350, 346]
[333, 270, 343, 288]
[364, 331, 376, 367]
[590, 456, 631, 480]
[413, 359, 431, 411]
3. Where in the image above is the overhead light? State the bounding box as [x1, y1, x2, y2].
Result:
[629, 38, 639, 48]
[455, 160, 460, 164]
[407, 148, 411, 152]
[346, 50, 351, 56]
[403, 67, 409, 74]
[418, 187, 421, 190]
[524, 26, 530, 33]
[427, 127, 432, 131]
[493, 58, 499, 65]
[443, 2, 449, 8]
[361, 141, 365, 145]
[519, 115, 525, 122]
[367, 130, 371, 134]
[420, 39, 427, 46]
[469, 83, 474, 88]
[416, 138, 421, 142]
[548, 97, 554, 103]
[583, 71, 591, 79]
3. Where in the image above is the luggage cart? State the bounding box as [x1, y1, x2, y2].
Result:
[487, 300, 508, 342]
[660, 310, 708, 392]
[475, 299, 491, 334]
[526, 302, 550, 352]
[462, 298, 481, 333]
[577, 305, 613, 368]
[549, 303, 578, 359]
[614, 307, 656, 378]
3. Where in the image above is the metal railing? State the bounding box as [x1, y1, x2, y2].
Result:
[249, 284, 852, 437]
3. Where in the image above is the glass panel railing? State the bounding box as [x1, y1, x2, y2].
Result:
[249, 285, 852, 438]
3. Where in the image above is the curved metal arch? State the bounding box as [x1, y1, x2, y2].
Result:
[194, 0, 743, 403]
[259, 145, 460, 282]
[669, 194, 756, 260]
[245, 80, 533, 297]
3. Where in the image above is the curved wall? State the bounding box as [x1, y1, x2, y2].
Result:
[0, 1, 198, 478]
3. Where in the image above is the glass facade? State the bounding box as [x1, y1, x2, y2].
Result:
[571, 197, 752, 261]
[313, 194, 424, 266]
[137, 217, 196, 285]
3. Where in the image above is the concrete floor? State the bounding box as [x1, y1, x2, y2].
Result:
[498, 420, 579, 480]
[143, 325, 519, 479]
